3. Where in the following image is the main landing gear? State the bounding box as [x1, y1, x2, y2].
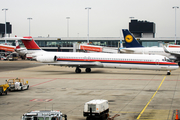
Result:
[85, 68, 91, 73]
[167, 70, 171, 75]
[75, 67, 91, 73]
[75, 67, 81, 73]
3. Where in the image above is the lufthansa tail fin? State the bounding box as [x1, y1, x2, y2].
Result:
[21, 36, 42, 50]
[122, 29, 143, 48]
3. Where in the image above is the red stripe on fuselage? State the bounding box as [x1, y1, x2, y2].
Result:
[56, 58, 177, 65]
[168, 45, 180, 48]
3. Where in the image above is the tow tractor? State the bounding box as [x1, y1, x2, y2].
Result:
[0, 83, 9, 95]
[6, 78, 29, 91]
[21, 110, 67, 120]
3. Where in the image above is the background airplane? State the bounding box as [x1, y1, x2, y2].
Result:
[1, 37, 30, 60]
[19, 36, 178, 75]
[0, 44, 15, 52]
[79, 44, 119, 53]
[121, 29, 180, 65]
[0, 36, 20, 52]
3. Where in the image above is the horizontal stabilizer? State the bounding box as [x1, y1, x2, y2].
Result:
[3, 37, 32, 40]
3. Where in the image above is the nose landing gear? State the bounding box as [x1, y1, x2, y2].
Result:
[167, 70, 171, 75]
[75, 67, 81, 73]
[85, 68, 91, 73]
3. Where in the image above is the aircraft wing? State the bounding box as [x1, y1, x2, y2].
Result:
[3, 37, 32, 40]
[45, 62, 103, 68]
[119, 48, 135, 53]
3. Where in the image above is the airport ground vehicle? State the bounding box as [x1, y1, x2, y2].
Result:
[21, 110, 67, 120]
[83, 99, 109, 120]
[1, 56, 7, 60]
[6, 78, 29, 91]
[8, 53, 18, 61]
[0, 84, 9, 95]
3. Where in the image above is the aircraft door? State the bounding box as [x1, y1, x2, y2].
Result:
[155, 59, 159, 65]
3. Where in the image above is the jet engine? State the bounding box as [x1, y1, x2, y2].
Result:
[36, 55, 57, 63]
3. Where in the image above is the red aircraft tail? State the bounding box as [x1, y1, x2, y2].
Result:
[21, 36, 41, 50]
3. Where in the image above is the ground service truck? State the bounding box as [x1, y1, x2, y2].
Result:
[0, 83, 9, 95]
[6, 78, 29, 91]
[83, 99, 109, 120]
[21, 110, 67, 120]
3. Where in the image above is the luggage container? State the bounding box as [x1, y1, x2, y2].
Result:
[21, 110, 67, 120]
[83, 99, 109, 120]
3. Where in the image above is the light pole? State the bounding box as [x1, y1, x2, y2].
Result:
[85, 7, 91, 45]
[172, 6, 179, 45]
[27, 18, 32, 36]
[2, 8, 8, 44]
[66, 17, 70, 37]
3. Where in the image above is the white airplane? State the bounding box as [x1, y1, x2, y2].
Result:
[17, 36, 178, 75]
[121, 29, 180, 65]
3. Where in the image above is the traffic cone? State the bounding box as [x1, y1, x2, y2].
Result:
[175, 110, 179, 120]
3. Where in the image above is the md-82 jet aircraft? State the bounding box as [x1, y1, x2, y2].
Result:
[16, 36, 178, 75]
[121, 29, 180, 65]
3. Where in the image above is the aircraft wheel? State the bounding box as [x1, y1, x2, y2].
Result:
[21, 87, 23, 91]
[75, 68, 81, 73]
[167, 71, 171, 75]
[85, 68, 91, 73]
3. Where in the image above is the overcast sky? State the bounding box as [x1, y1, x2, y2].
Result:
[0, 0, 179, 38]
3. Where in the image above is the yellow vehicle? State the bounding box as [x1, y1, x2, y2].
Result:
[0, 84, 9, 95]
[6, 78, 29, 91]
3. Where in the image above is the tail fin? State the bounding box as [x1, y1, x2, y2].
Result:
[122, 29, 143, 48]
[21, 36, 41, 50]
[15, 40, 21, 49]
[15, 35, 21, 49]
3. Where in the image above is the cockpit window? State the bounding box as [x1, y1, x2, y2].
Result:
[163, 57, 172, 62]
[166, 58, 172, 62]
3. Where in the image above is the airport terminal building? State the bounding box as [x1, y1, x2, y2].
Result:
[0, 20, 179, 52]
[0, 36, 179, 52]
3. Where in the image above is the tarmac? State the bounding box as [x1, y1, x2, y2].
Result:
[0, 60, 180, 120]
